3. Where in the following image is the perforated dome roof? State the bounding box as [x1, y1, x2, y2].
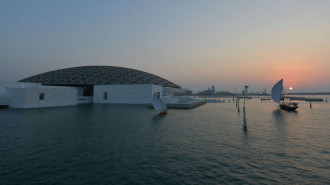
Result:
[19, 66, 180, 88]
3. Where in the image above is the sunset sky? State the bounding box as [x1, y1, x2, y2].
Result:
[1, 0, 330, 92]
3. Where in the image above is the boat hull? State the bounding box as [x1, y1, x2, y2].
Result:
[279, 103, 298, 111]
[159, 110, 168, 116]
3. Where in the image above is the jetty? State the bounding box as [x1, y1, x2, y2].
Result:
[283, 96, 323, 102]
[149, 99, 206, 109]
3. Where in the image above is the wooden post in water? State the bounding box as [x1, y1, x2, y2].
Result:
[326, 97, 328, 103]
[310, 97, 312, 109]
[243, 106, 247, 130]
[237, 99, 240, 112]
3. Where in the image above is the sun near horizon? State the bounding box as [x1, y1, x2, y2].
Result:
[0, 0, 330, 92]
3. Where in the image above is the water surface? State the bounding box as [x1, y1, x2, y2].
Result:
[1, 97, 329, 184]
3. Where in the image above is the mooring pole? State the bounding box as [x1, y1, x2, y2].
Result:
[243, 106, 247, 130]
[310, 97, 312, 109]
[238, 99, 240, 112]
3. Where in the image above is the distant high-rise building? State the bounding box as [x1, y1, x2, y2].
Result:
[244, 85, 249, 97]
[211, 85, 215, 95]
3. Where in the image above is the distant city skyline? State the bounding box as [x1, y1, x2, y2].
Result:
[1, 0, 330, 92]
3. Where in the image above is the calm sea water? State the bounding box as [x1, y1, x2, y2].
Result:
[1, 96, 329, 185]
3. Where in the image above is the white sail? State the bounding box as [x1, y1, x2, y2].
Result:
[152, 94, 167, 111]
[271, 79, 283, 103]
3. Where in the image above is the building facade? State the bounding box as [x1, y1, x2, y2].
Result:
[7, 86, 77, 108]
[93, 84, 163, 104]
[1, 66, 182, 108]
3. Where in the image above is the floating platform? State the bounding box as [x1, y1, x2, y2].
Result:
[149, 100, 206, 109]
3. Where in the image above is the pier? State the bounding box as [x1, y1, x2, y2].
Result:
[283, 96, 323, 102]
[150, 100, 206, 109]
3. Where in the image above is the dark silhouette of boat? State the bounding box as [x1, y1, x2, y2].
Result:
[279, 102, 298, 111]
[271, 79, 298, 111]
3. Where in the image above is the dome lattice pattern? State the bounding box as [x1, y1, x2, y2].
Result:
[19, 66, 180, 88]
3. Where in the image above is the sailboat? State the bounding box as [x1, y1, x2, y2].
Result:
[152, 94, 168, 116]
[271, 79, 298, 111]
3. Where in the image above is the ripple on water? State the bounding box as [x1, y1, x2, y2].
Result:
[1, 101, 330, 184]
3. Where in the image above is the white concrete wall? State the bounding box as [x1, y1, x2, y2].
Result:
[0, 97, 10, 106]
[77, 87, 84, 96]
[161, 96, 180, 103]
[163, 87, 184, 97]
[8, 87, 77, 108]
[93, 84, 163, 104]
[0, 81, 41, 97]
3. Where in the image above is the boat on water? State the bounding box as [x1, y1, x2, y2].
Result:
[152, 94, 168, 116]
[261, 97, 271, 101]
[271, 79, 298, 111]
[279, 102, 298, 110]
